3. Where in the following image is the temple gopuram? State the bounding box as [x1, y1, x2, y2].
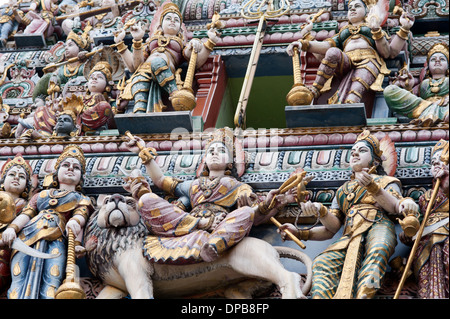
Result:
[0, 0, 448, 301]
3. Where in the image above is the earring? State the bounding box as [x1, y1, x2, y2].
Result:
[21, 191, 28, 199]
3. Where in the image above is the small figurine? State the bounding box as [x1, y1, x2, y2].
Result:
[278, 130, 420, 299]
[0, 0, 26, 47]
[384, 43, 449, 126]
[286, 0, 414, 105]
[399, 139, 448, 298]
[3, 145, 93, 299]
[0, 155, 33, 293]
[114, 1, 220, 113]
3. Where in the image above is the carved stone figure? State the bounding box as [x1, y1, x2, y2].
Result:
[125, 127, 299, 263]
[286, 0, 414, 105]
[399, 139, 449, 298]
[278, 130, 420, 299]
[84, 192, 312, 299]
[0, 0, 26, 47]
[114, 1, 219, 113]
[2, 145, 93, 299]
[0, 155, 33, 293]
[384, 43, 449, 126]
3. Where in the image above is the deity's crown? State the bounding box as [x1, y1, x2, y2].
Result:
[55, 145, 86, 173]
[204, 127, 235, 156]
[89, 61, 113, 83]
[427, 43, 449, 62]
[1, 155, 32, 180]
[348, 0, 377, 7]
[159, 1, 182, 25]
[355, 130, 383, 159]
[67, 24, 92, 51]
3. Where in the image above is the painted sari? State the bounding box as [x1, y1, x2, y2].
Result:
[7, 189, 92, 299]
[140, 176, 255, 264]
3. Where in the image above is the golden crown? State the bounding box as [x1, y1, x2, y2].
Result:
[89, 61, 113, 83]
[67, 29, 91, 51]
[159, 2, 182, 25]
[348, 0, 377, 7]
[55, 145, 86, 173]
[427, 43, 449, 62]
[1, 155, 32, 180]
[356, 130, 383, 159]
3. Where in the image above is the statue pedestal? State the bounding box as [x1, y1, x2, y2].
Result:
[14, 33, 46, 48]
[285, 103, 367, 128]
[114, 111, 193, 134]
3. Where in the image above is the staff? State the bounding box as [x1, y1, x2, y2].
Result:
[394, 142, 449, 299]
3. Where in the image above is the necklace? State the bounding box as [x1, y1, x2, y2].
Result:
[429, 76, 445, 94]
[63, 63, 81, 78]
[199, 176, 221, 198]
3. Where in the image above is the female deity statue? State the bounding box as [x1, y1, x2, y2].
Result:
[1, 145, 93, 299]
[399, 139, 448, 298]
[278, 130, 420, 299]
[286, 0, 414, 105]
[384, 43, 449, 126]
[0, 155, 33, 293]
[124, 127, 296, 263]
[114, 1, 219, 113]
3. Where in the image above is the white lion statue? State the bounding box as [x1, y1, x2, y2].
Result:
[84, 193, 313, 299]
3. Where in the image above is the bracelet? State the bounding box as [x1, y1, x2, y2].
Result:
[299, 39, 310, 51]
[298, 229, 310, 241]
[396, 27, 409, 41]
[318, 204, 328, 218]
[257, 201, 270, 215]
[132, 39, 143, 50]
[203, 38, 216, 51]
[116, 41, 128, 54]
[365, 181, 381, 194]
[74, 241, 82, 247]
[371, 28, 384, 41]
[7, 224, 20, 234]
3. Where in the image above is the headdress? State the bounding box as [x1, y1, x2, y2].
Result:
[1, 155, 32, 180]
[348, 0, 377, 7]
[427, 43, 449, 62]
[204, 127, 235, 157]
[55, 145, 86, 173]
[197, 127, 246, 178]
[355, 130, 383, 159]
[89, 61, 113, 83]
[432, 139, 449, 162]
[67, 28, 91, 51]
[159, 1, 183, 25]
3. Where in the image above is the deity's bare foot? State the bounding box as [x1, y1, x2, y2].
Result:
[200, 243, 219, 262]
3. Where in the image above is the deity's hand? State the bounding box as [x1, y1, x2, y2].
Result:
[77, 51, 88, 63]
[66, 218, 82, 238]
[300, 201, 323, 218]
[277, 223, 299, 241]
[75, 245, 86, 258]
[298, 18, 314, 38]
[123, 176, 150, 200]
[206, 28, 220, 44]
[398, 198, 419, 216]
[398, 231, 413, 246]
[123, 134, 144, 154]
[113, 29, 126, 43]
[130, 22, 145, 41]
[367, 6, 381, 30]
[286, 41, 301, 56]
[0, 227, 17, 247]
[399, 12, 414, 30]
[354, 168, 373, 188]
[237, 193, 258, 208]
[187, 39, 203, 53]
[391, 69, 414, 91]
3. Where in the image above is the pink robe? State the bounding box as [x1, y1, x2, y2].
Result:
[140, 176, 255, 264]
